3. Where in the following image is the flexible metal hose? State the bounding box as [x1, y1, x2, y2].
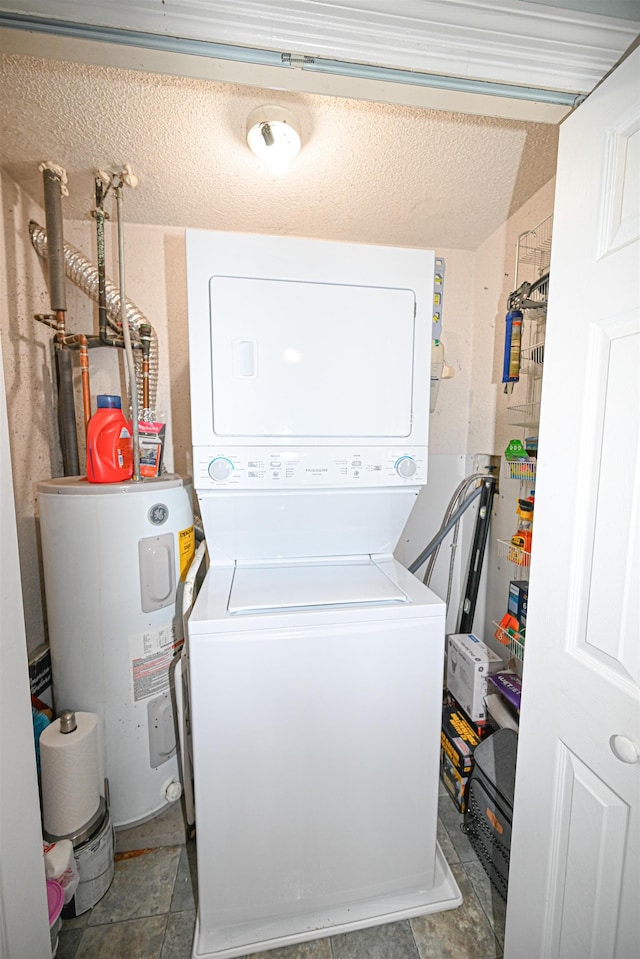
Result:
[29, 220, 159, 417]
[408, 471, 490, 613]
[423, 472, 488, 588]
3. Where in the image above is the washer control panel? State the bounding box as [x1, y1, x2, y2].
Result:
[194, 447, 426, 489]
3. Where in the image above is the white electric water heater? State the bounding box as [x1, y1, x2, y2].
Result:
[38, 475, 195, 828]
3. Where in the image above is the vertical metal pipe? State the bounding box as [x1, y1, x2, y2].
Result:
[78, 336, 91, 434]
[139, 324, 152, 416]
[42, 165, 79, 475]
[115, 187, 141, 481]
[93, 179, 111, 346]
[63, 334, 92, 437]
[42, 169, 67, 314]
[55, 347, 80, 476]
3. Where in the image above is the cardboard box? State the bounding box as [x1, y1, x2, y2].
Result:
[447, 633, 502, 723]
[440, 702, 481, 812]
[28, 643, 52, 706]
[508, 580, 529, 631]
[444, 691, 492, 740]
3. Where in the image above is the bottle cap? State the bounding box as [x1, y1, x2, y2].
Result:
[97, 394, 122, 409]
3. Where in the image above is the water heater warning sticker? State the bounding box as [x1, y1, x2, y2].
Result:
[179, 526, 195, 580]
[130, 625, 183, 702]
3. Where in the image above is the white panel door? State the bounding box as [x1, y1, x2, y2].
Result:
[504, 47, 639, 959]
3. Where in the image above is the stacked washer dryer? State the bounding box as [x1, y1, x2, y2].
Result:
[185, 231, 461, 959]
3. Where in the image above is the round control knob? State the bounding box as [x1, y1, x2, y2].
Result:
[395, 456, 417, 479]
[208, 457, 233, 482]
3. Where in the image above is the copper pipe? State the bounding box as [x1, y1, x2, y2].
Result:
[55, 308, 66, 343]
[142, 354, 150, 413]
[139, 324, 152, 417]
[62, 333, 92, 436]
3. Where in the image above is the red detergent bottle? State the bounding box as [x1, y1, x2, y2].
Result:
[86, 394, 134, 483]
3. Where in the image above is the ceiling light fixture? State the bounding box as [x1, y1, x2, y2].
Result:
[247, 106, 301, 174]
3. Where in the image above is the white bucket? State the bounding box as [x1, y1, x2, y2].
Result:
[64, 808, 115, 917]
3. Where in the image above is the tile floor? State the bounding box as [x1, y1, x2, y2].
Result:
[56, 785, 505, 959]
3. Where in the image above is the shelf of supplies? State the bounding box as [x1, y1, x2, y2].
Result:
[497, 539, 531, 568]
[507, 402, 541, 428]
[493, 621, 525, 662]
[502, 458, 537, 482]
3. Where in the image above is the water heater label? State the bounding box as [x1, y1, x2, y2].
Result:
[179, 525, 196, 580]
[130, 625, 183, 702]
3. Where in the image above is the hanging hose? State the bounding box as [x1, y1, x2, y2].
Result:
[408, 471, 497, 622]
[408, 484, 483, 576]
[29, 221, 159, 418]
[423, 472, 489, 591]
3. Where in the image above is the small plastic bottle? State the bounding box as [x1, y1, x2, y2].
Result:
[86, 394, 133, 483]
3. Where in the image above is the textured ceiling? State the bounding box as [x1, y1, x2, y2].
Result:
[0, 52, 560, 250]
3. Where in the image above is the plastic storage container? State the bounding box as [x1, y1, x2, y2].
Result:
[86, 395, 133, 483]
[46, 879, 64, 956]
[463, 728, 518, 900]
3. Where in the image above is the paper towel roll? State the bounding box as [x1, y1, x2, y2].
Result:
[40, 711, 102, 838]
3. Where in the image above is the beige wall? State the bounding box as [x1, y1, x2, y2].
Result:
[1, 172, 59, 651]
[1, 168, 554, 656]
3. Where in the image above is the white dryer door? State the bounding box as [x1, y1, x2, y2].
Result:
[209, 276, 415, 439]
[228, 557, 409, 613]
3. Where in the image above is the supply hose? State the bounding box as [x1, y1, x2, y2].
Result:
[408, 484, 483, 576]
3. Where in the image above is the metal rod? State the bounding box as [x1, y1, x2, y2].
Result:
[0, 13, 583, 107]
[115, 185, 141, 481]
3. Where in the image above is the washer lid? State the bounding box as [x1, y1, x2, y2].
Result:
[228, 557, 409, 614]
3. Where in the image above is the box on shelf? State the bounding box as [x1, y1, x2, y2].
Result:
[486, 672, 522, 732]
[28, 643, 52, 707]
[508, 580, 529, 632]
[488, 672, 522, 711]
[446, 633, 502, 723]
[440, 701, 481, 812]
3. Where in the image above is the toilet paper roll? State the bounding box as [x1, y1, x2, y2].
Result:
[40, 711, 102, 838]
